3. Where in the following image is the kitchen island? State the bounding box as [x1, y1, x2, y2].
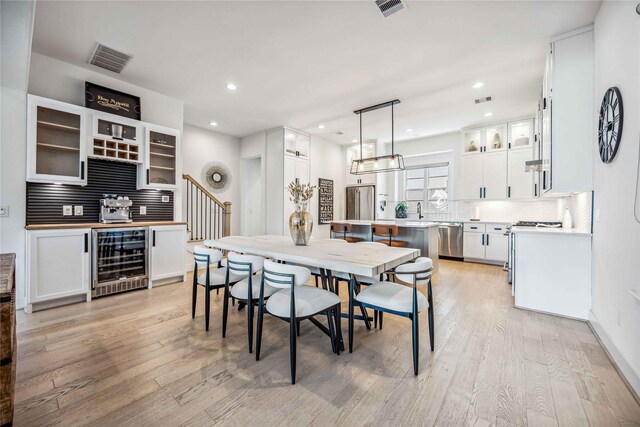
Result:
[334, 220, 440, 273]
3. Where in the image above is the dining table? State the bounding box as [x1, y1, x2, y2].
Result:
[204, 235, 421, 352]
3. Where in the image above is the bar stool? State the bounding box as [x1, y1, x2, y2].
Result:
[352, 257, 434, 375]
[192, 246, 244, 332]
[223, 252, 279, 353]
[371, 224, 407, 247]
[330, 222, 362, 243]
[256, 260, 342, 384]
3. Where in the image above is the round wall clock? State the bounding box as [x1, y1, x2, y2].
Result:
[598, 87, 623, 163]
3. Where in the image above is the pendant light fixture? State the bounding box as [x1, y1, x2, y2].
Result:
[350, 99, 405, 175]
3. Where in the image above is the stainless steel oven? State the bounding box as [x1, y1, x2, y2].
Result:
[92, 227, 149, 297]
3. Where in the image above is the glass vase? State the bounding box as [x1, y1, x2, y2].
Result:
[289, 202, 313, 246]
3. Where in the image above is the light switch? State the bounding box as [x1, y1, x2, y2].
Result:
[74, 205, 83, 216]
[63, 205, 73, 216]
[140, 206, 147, 215]
[0, 206, 8, 217]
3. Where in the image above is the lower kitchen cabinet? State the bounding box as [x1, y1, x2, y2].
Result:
[150, 224, 186, 283]
[463, 223, 508, 264]
[26, 229, 91, 312]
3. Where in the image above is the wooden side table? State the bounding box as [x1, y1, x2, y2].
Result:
[0, 253, 16, 427]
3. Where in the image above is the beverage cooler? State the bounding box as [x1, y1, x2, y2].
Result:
[92, 227, 149, 297]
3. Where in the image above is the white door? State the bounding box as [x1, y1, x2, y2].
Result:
[463, 232, 485, 259]
[485, 233, 509, 262]
[508, 148, 534, 199]
[27, 229, 90, 304]
[150, 225, 186, 281]
[483, 151, 507, 200]
[460, 154, 484, 200]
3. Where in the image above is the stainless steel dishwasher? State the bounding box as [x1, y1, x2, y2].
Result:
[437, 222, 464, 259]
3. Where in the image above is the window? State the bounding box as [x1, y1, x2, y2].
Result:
[404, 163, 449, 214]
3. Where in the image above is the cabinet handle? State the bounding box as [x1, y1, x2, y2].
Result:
[508, 142, 511, 149]
[542, 171, 547, 189]
[543, 97, 547, 109]
[482, 234, 485, 246]
[471, 226, 478, 230]
[534, 183, 538, 197]
[152, 230, 156, 247]
[84, 233, 88, 253]
[508, 186, 511, 198]
[80, 161, 85, 180]
[479, 187, 483, 198]
[486, 234, 490, 246]
[146, 169, 150, 185]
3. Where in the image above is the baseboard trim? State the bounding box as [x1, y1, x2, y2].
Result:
[588, 310, 640, 404]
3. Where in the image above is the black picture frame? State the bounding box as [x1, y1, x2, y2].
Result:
[318, 178, 334, 224]
[85, 82, 141, 120]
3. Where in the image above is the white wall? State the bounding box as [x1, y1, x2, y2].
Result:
[310, 136, 343, 239]
[239, 131, 267, 235]
[181, 124, 240, 235]
[590, 1, 640, 395]
[0, 0, 36, 310]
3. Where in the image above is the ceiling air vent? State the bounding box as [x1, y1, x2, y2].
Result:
[334, 131, 344, 136]
[89, 43, 133, 74]
[474, 96, 493, 104]
[375, 0, 407, 18]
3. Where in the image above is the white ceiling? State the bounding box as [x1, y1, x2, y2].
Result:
[31, 1, 600, 144]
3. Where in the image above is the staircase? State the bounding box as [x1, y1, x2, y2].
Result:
[183, 174, 231, 242]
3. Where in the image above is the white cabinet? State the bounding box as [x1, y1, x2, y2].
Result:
[508, 119, 534, 149]
[284, 129, 310, 159]
[507, 148, 535, 199]
[284, 156, 310, 187]
[27, 95, 88, 185]
[26, 229, 91, 311]
[138, 124, 180, 190]
[463, 223, 508, 263]
[150, 225, 186, 283]
[89, 111, 142, 165]
[541, 27, 593, 194]
[460, 152, 507, 200]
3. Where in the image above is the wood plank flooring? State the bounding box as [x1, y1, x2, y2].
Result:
[14, 260, 640, 426]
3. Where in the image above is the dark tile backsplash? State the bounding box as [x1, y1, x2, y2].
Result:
[26, 158, 174, 224]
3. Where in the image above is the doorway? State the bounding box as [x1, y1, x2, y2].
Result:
[242, 156, 264, 236]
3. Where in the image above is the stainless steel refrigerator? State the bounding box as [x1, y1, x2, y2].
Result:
[346, 185, 375, 220]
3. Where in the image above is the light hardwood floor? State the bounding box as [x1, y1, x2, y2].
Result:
[14, 260, 640, 426]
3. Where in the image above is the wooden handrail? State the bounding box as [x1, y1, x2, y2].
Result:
[182, 174, 226, 208]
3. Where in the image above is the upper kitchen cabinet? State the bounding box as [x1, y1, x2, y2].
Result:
[284, 128, 310, 159]
[541, 26, 593, 194]
[508, 119, 534, 149]
[460, 151, 507, 200]
[484, 124, 507, 152]
[27, 95, 88, 185]
[138, 124, 180, 190]
[462, 128, 483, 154]
[89, 111, 142, 165]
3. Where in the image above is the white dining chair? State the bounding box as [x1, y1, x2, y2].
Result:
[192, 246, 244, 332]
[255, 259, 341, 384]
[352, 257, 434, 375]
[223, 252, 278, 353]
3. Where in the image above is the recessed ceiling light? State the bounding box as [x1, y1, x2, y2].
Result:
[352, 139, 358, 143]
[226, 82, 237, 91]
[209, 121, 218, 126]
[406, 128, 414, 132]
[318, 124, 325, 129]
[484, 112, 493, 117]
[472, 82, 485, 89]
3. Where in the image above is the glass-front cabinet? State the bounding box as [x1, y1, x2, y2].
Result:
[138, 124, 179, 190]
[27, 95, 88, 185]
[508, 119, 534, 149]
[484, 124, 507, 152]
[284, 128, 310, 159]
[462, 129, 482, 154]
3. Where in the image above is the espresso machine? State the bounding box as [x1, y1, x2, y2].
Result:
[99, 194, 133, 223]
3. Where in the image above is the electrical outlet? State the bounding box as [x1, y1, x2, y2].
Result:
[0, 206, 8, 217]
[140, 206, 147, 215]
[161, 196, 170, 203]
[74, 205, 83, 216]
[63, 205, 73, 216]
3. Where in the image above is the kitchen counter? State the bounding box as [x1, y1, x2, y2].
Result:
[338, 219, 439, 228]
[511, 226, 592, 237]
[25, 221, 187, 230]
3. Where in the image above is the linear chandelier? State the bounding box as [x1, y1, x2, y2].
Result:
[350, 99, 405, 175]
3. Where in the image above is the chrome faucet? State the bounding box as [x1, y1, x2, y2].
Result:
[417, 202, 424, 219]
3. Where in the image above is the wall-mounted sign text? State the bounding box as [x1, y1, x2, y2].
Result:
[85, 82, 141, 120]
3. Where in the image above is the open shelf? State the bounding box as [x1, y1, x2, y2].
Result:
[150, 141, 175, 149]
[150, 152, 175, 158]
[37, 142, 80, 152]
[90, 138, 142, 164]
[150, 165, 175, 171]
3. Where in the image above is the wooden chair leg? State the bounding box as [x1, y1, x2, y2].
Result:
[290, 317, 297, 384]
[412, 314, 419, 375]
[205, 288, 211, 332]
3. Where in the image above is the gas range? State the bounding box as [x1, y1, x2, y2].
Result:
[512, 221, 562, 228]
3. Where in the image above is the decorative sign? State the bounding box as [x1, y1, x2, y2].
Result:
[318, 178, 334, 224]
[85, 82, 141, 120]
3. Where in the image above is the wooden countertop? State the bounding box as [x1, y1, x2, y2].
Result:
[0, 253, 16, 294]
[25, 221, 187, 231]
